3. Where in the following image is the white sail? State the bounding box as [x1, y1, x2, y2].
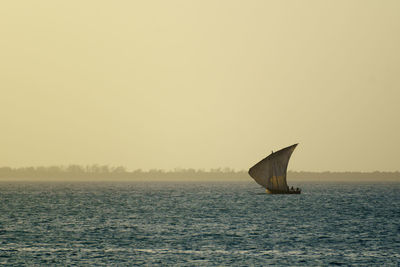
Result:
[248, 144, 298, 192]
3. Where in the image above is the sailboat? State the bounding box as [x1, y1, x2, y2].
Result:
[248, 144, 301, 194]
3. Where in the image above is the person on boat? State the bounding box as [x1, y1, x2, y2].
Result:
[296, 187, 299, 191]
[290, 186, 294, 191]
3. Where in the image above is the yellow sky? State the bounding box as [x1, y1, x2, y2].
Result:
[0, 1, 399, 171]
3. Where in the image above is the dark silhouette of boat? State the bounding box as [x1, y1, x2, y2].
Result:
[248, 144, 301, 194]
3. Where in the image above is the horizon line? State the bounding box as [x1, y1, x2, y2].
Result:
[0, 165, 399, 173]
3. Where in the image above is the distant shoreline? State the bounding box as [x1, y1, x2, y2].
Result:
[0, 166, 398, 182]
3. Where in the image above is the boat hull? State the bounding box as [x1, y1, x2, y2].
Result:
[266, 189, 301, 194]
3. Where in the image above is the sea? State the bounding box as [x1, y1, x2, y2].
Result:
[0, 181, 399, 266]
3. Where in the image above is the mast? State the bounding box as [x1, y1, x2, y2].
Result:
[248, 144, 298, 192]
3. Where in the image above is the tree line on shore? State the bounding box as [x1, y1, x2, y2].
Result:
[0, 165, 240, 180]
[0, 165, 399, 181]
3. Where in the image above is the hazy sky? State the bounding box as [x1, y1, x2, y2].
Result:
[1, 1, 399, 171]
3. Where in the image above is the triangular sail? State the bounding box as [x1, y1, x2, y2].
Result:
[248, 144, 298, 191]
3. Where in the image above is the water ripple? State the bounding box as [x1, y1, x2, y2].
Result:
[0, 181, 399, 266]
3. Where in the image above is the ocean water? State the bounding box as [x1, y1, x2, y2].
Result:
[0, 181, 399, 266]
